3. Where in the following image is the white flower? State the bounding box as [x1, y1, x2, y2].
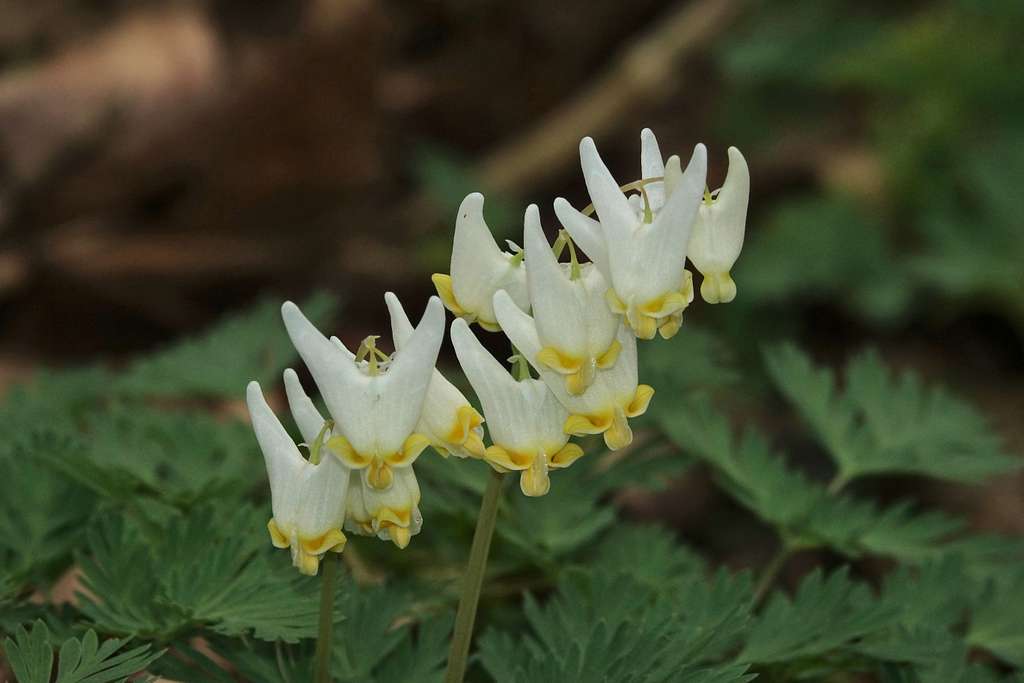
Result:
[493, 290, 654, 451]
[687, 147, 749, 304]
[385, 292, 485, 459]
[281, 297, 444, 548]
[521, 204, 620, 396]
[432, 192, 529, 332]
[246, 380, 349, 575]
[450, 318, 582, 497]
[282, 367, 423, 549]
[555, 132, 707, 340]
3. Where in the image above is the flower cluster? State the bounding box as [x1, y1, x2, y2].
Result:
[247, 129, 749, 573]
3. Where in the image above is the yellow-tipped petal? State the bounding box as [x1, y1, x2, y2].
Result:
[603, 409, 633, 450]
[387, 525, 412, 549]
[631, 313, 658, 340]
[447, 405, 484, 445]
[327, 435, 371, 468]
[431, 273, 466, 316]
[537, 346, 584, 375]
[376, 507, 412, 528]
[367, 459, 394, 490]
[520, 455, 551, 497]
[700, 271, 737, 304]
[296, 552, 320, 576]
[387, 433, 431, 467]
[596, 340, 622, 369]
[462, 430, 486, 458]
[640, 291, 689, 318]
[477, 318, 503, 333]
[605, 289, 627, 315]
[300, 528, 347, 556]
[564, 413, 610, 436]
[565, 366, 594, 396]
[267, 519, 289, 549]
[627, 384, 655, 418]
[550, 443, 584, 469]
[484, 444, 532, 471]
[658, 312, 683, 339]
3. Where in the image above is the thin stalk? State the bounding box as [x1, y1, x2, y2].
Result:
[752, 546, 792, 608]
[314, 554, 339, 683]
[444, 469, 505, 683]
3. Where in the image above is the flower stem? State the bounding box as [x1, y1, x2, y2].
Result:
[314, 554, 339, 683]
[752, 545, 792, 608]
[444, 468, 505, 683]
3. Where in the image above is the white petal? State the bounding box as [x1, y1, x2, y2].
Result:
[450, 193, 527, 322]
[553, 197, 610, 282]
[492, 289, 543, 362]
[580, 138, 636, 246]
[640, 128, 666, 211]
[689, 147, 749, 275]
[450, 318, 566, 452]
[248, 380, 350, 538]
[283, 368, 326, 445]
[387, 291, 482, 457]
[281, 301, 360, 426]
[524, 205, 588, 357]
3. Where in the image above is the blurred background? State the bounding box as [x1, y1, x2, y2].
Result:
[1, 0, 1022, 554]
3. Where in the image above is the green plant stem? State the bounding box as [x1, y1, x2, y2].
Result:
[314, 554, 339, 683]
[444, 468, 505, 683]
[752, 546, 792, 607]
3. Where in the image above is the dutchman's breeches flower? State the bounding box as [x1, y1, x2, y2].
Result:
[451, 318, 582, 496]
[521, 205, 621, 396]
[247, 379, 349, 576]
[281, 296, 445, 548]
[432, 192, 530, 332]
[493, 290, 653, 451]
[687, 146, 750, 304]
[555, 132, 708, 340]
[385, 292, 485, 459]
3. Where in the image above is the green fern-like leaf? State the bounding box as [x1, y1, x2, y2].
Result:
[741, 567, 897, 663]
[763, 343, 1019, 485]
[76, 506, 326, 643]
[3, 620, 162, 683]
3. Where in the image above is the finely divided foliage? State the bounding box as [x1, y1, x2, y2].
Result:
[1, 127, 1022, 683]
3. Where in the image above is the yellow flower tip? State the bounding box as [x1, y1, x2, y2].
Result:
[564, 362, 596, 396]
[631, 313, 659, 340]
[520, 456, 551, 497]
[639, 291, 687, 318]
[563, 413, 611, 436]
[596, 340, 622, 369]
[300, 528, 347, 556]
[367, 458, 394, 490]
[296, 552, 320, 576]
[700, 271, 737, 304]
[267, 519, 290, 549]
[550, 443, 584, 469]
[387, 433, 431, 467]
[376, 506, 412, 528]
[537, 347, 583, 375]
[431, 273, 466, 316]
[603, 410, 633, 450]
[484, 444, 532, 471]
[327, 435, 370, 468]
[680, 269, 695, 304]
[387, 525, 412, 549]
[658, 312, 683, 340]
[477, 318, 503, 333]
[462, 431, 486, 458]
[627, 385, 655, 418]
